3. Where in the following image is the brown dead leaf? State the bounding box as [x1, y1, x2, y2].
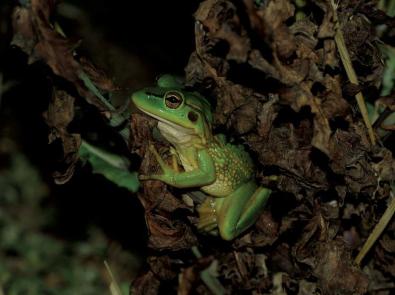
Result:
[145, 211, 198, 251]
[290, 19, 318, 51]
[129, 113, 156, 157]
[138, 181, 197, 251]
[218, 249, 271, 291]
[248, 49, 281, 81]
[258, 0, 295, 59]
[12, 0, 116, 112]
[249, 122, 328, 195]
[79, 57, 116, 92]
[11, 7, 36, 57]
[256, 93, 278, 138]
[11, 0, 123, 185]
[314, 240, 368, 295]
[322, 39, 338, 69]
[315, 0, 335, 39]
[376, 94, 395, 111]
[298, 279, 319, 295]
[148, 256, 178, 281]
[178, 256, 213, 295]
[195, 0, 250, 63]
[293, 214, 323, 268]
[139, 176, 197, 251]
[338, 3, 384, 87]
[213, 80, 257, 126]
[290, 83, 332, 155]
[229, 99, 258, 134]
[270, 243, 299, 276]
[329, 126, 378, 193]
[374, 232, 395, 278]
[250, 210, 279, 246]
[131, 271, 160, 295]
[371, 147, 395, 182]
[43, 89, 81, 184]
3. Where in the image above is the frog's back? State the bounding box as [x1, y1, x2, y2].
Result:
[201, 135, 254, 197]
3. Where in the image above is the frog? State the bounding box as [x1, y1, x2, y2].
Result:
[131, 75, 271, 240]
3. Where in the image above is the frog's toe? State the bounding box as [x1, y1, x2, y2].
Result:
[148, 144, 162, 160]
[148, 145, 172, 172]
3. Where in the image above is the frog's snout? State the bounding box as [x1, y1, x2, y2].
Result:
[131, 90, 145, 109]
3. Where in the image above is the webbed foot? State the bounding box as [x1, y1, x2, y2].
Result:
[140, 144, 177, 182]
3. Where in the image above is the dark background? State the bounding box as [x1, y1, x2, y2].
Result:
[0, 0, 200, 293]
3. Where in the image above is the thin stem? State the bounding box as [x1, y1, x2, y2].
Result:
[104, 260, 124, 295]
[330, 0, 376, 145]
[355, 195, 395, 265]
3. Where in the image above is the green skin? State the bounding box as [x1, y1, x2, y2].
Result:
[132, 75, 271, 240]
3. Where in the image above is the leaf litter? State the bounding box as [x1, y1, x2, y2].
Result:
[10, 0, 395, 294]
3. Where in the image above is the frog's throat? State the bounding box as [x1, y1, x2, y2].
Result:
[157, 121, 203, 148]
[138, 109, 206, 147]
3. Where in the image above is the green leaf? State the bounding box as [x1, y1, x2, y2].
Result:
[79, 140, 139, 192]
[78, 71, 130, 141]
[200, 260, 226, 295]
[378, 0, 395, 17]
[380, 45, 395, 96]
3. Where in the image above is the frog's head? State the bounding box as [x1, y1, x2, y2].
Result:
[132, 75, 213, 146]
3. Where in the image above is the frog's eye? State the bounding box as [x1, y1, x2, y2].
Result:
[164, 91, 183, 109]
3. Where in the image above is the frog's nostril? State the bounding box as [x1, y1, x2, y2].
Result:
[188, 111, 199, 122]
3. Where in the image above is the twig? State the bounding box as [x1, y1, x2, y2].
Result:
[79, 71, 130, 141]
[355, 193, 395, 265]
[104, 260, 124, 295]
[330, 0, 376, 145]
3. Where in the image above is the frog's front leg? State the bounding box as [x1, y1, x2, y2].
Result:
[215, 181, 271, 240]
[169, 147, 180, 172]
[141, 145, 216, 188]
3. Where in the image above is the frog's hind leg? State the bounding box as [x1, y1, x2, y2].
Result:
[216, 182, 271, 241]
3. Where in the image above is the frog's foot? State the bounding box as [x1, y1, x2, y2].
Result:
[217, 184, 271, 240]
[148, 144, 173, 172]
[196, 197, 219, 234]
[139, 144, 176, 182]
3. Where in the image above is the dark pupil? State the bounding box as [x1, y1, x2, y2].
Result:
[167, 95, 179, 103]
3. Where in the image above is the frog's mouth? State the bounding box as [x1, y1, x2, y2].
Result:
[137, 107, 191, 132]
[137, 108, 200, 146]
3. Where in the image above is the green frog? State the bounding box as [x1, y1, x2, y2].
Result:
[132, 75, 271, 240]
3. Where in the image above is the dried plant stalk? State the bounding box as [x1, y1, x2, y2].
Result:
[330, 0, 376, 145]
[104, 260, 124, 295]
[355, 195, 395, 265]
